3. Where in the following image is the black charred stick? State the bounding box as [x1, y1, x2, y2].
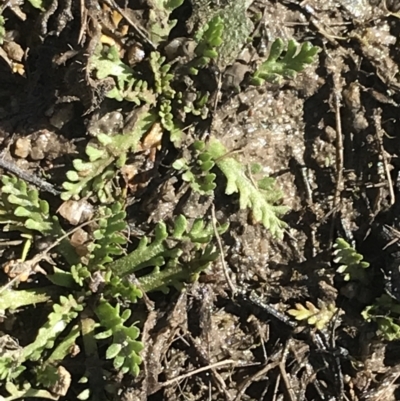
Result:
[0, 151, 61, 196]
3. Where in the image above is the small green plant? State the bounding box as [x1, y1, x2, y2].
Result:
[90, 45, 156, 104]
[207, 138, 288, 238]
[288, 300, 338, 330]
[172, 138, 287, 237]
[146, 0, 184, 46]
[0, 294, 83, 384]
[251, 38, 319, 85]
[150, 51, 176, 98]
[172, 140, 217, 195]
[94, 300, 143, 376]
[0, 176, 229, 396]
[333, 237, 370, 283]
[0, 175, 54, 234]
[0, 1, 324, 393]
[62, 109, 157, 202]
[0, 175, 78, 264]
[362, 294, 400, 341]
[108, 214, 229, 293]
[189, 15, 224, 75]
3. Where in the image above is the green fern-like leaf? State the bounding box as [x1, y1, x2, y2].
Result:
[86, 202, 127, 270]
[207, 138, 287, 238]
[159, 99, 174, 131]
[158, 99, 184, 145]
[107, 221, 171, 276]
[0, 176, 80, 269]
[95, 300, 143, 376]
[0, 175, 54, 234]
[92, 45, 131, 80]
[172, 140, 217, 195]
[147, 0, 184, 46]
[138, 215, 227, 292]
[333, 237, 370, 282]
[107, 214, 228, 292]
[90, 45, 156, 104]
[1, 382, 58, 401]
[105, 272, 143, 303]
[139, 242, 220, 293]
[288, 300, 337, 330]
[0, 288, 51, 313]
[35, 325, 79, 393]
[22, 295, 84, 362]
[251, 39, 319, 85]
[189, 15, 224, 74]
[150, 51, 175, 98]
[362, 294, 400, 341]
[66, 202, 143, 303]
[45, 325, 81, 365]
[62, 110, 157, 201]
[174, 214, 228, 244]
[0, 175, 79, 264]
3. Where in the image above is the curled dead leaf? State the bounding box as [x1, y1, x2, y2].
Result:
[142, 122, 163, 150]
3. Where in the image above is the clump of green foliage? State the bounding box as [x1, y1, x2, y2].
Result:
[95, 301, 143, 376]
[333, 238, 400, 341]
[189, 15, 224, 74]
[62, 110, 157, 202]
[251, 39, 319, 85]
[208, 138, 288, 238]
[90, 45, 156, 104]
[80, 28, 318, 221]
[0, 176, 228, 399]
[173, 138, 287, 237]
[172, 140, 217, 195]
[362, 294, 400, 341]
[0, 175, 78, 264]
[333, 237, 370, 283]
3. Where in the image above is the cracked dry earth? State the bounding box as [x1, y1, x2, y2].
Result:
[3, 0, 400, 400]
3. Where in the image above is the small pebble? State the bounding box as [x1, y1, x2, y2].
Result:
[58, 199, 94, 225]
[14, 137, 31, 158]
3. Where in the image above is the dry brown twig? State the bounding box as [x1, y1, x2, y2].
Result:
[373, 108, 395, 206]
[233, 358, 281, 401]
[278, 341, 297, 401]
[159, 359, 237, 388]
[211, 204, 236, 294]
[332, 74, 344, 217]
